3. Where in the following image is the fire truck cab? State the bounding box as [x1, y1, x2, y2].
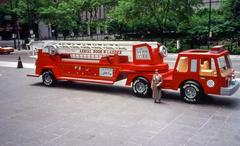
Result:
[164, 45, 239, 103]
[27, 41, 239, 103]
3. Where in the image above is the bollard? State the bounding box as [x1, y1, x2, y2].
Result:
[17, 56, 23, 68]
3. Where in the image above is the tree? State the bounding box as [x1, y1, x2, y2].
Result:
[221, 0, 240, 52]
[0, 0, 54, 39]
[222, 0, 240, 37]
[39, 0, 78, 39]
[178, 0, 240, 52]
[72, 0, 105, 36]
[108, 0, 202, 42]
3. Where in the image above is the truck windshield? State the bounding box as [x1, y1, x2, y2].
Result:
[217, 55, 232, 77]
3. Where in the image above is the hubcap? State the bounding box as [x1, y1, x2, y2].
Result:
[44, 73, 52, 85]
[135, 82, 146, 93]
[185, 86, 197, 99]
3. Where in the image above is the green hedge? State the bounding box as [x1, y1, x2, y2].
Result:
[163, 39, 240, 55]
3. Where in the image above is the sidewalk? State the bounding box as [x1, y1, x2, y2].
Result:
[0, 61, 35, 69]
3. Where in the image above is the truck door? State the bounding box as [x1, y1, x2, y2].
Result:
[199, 58, 219, 94]
[172, 56, 189, 89]
[173, 56, 200, 89]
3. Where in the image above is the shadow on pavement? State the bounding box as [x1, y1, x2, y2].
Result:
[0, 53, 13, 55]
[31, 81, 133, 97]
[162, 90, 240, 109]
[202, 95, 240, 109]
[31, 81, 240, 108]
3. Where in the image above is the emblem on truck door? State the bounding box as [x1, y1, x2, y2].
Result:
[207, 80, 215, 88]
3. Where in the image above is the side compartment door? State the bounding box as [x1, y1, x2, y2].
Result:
[60, 60, 80, 77]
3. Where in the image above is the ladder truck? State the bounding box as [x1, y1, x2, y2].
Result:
[27, 41, 239, 103]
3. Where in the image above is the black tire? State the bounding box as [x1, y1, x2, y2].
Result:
[132, 77, 151, 97]
[180, 81, 203, 103]
[42, 71, 55, 86]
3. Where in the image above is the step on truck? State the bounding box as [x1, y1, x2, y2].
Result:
[27, 41, 239, 103]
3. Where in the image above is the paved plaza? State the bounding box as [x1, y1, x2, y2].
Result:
[0, 52, 240, 146]
[0, 66, 240, 146]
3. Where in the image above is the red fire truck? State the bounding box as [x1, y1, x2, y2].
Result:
[27, 41, 239, 103]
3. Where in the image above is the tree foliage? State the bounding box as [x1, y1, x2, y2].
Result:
[108, 0, 202, 34]
[0, 0, 239, 52]
[39, 1, 77, 35]
[185, 0, 240, 39]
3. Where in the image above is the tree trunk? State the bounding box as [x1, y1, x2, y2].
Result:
[87, 21, 91, 36]
[16, 21, 21, 50]
[237, 36, 240, 46]
[230, 38, 233, 52]
[48, 23, 51, 40]
[160, 28, 164, 43]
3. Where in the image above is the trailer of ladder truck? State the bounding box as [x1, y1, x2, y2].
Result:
[27, 41, 239, 103]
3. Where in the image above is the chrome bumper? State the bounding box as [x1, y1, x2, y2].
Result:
[221, 80, 240, 96]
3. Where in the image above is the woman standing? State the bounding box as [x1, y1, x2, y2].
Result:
[151, 69, 163, 103]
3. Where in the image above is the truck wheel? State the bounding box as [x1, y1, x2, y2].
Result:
[180, 81, 203, 103]
[42, 71, 55, 86]
[132, 77, 151, 97]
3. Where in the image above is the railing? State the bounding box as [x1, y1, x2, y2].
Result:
[27, 40, 159, 61]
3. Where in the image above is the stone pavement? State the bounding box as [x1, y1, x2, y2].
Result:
[0, 67, 240, 146]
